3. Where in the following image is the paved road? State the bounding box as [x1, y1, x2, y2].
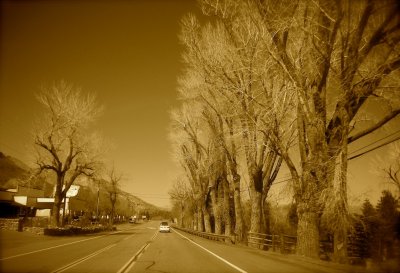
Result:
[0, 221, 363, 273]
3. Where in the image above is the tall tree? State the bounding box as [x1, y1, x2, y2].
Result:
[177, 32, 246, 239]
[376, 191, 400, 260]
[107, 166, 122, 225]
[175, 0, 400, 256]
[170, 105, 212, 232]
[34, 81, 103, 227]
[169, 178, 191, 227]
[252, 0, 400, 258]
[179, 6, 283, 237]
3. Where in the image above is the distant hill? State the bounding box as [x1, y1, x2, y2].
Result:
[0, 152, 169, 215]
[122, 192, 165, 213]
[6, 153, 31, 171]
[75, 177, 166, 213]
[0, 151, 30, 188]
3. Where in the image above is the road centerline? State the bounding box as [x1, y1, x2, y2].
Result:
[116, 230, 158, 273]
[173, 228, 248, 273]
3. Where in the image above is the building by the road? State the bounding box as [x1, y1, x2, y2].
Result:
[0, 185, 52, 218]
[0, 185, 87, 219]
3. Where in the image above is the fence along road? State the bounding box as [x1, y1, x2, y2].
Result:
[0, 221, 361, 273]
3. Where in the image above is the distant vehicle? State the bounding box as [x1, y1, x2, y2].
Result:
[159, 221, 170, 233]
[129, 216, 136, 223]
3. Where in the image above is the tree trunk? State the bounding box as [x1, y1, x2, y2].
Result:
[51, 194, 62, 227]
[197, 207, 204, 232]
[193, 211, 198, 231]
[333, 137, 349, 262]
[210, 183, 222, 234]
[334, 225, 348, 263]
[202, 203, 212, 233]
[248, 163, 264, 241]
[250, 189, 262, 234]
[233, 174, 245, 242]
[180, 202, 185, 227]
[223, 178, 232, 238]
[294, 108, 328, 258]
[109, 209, 114, 225]
[325, 105, 350, 263]
[262, 198, 270, 235]
[296, 202, 320, 258]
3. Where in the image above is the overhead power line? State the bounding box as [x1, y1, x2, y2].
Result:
[348, 134, 400, 161]
[271, 130, 400, 186]
[348, 128, 400, 157]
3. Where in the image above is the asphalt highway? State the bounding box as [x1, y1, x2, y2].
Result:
[0, 221, 363, 273]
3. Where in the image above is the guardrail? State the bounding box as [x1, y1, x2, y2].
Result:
[282, 235, 297, 254]
[247, 232, 366, 262]
[247, 232, 280, 251]
[172, 225, 235, 244]
[248, 232, 296, 254]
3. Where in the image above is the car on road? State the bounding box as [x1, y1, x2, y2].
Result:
[159, 221, 170, 233]
[129, 216, 136, 223]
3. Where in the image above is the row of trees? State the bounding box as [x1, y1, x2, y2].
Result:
[169, 0, 400, 261]
[361, 191, 400, 261]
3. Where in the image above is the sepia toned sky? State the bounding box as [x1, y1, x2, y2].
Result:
[0, 0, 203, 208]
[0, 0, 399, 209]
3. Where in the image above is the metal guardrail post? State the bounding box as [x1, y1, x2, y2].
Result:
[272, 235, 276, 252]
[174, 225, 232, 243]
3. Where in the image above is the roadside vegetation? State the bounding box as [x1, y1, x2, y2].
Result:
[168, 0, 400, 266]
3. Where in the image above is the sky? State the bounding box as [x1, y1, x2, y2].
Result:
[0, 0, 202, 208]
[1, 0, 399, 209]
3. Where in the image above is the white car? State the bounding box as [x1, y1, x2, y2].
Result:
[159, 221, 170, 233]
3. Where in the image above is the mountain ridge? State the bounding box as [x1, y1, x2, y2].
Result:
[0, 151, 166, 212]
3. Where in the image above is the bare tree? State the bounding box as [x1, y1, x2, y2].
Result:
[107, 165, 122, 225]
[34, 81, 103, 227]
[169, 178, 191, 227]
[202, 109, 234, 236]
[252, 0, 400, 259]
[177, 38, 246, 239]
[179, 8, 283, 238]
[170, 105, 212, 232]
[383, 144, 400, 197]
[189, 0, 400, 259]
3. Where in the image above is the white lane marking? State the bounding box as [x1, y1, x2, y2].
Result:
[0, 229, 130, 261]
[117, 244, 147, 273]
[0, 234, 109, 261]
[173, 229, 248, 273]
[116, 231, 158, 273]
[50, 243, 116, 273]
